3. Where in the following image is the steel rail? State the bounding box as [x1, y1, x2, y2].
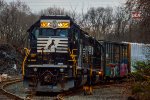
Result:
[0, 78, 24, 100]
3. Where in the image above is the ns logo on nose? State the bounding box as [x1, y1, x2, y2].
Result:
[48, 40, 55, 50]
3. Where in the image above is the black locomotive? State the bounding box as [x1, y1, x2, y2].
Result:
[23, 15, 129, 92]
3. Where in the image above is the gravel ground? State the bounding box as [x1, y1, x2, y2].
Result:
[5, 82, 132, 100]
[4, 82, 27, 98]
[0, 92, 11, 100]
[65, 83, 132, 100]
[0, 79, 17, 100]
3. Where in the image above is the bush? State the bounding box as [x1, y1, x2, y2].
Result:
[133, 61, 150, 80]
[131, 61, 150, 100]
[132, 82, 143, 94]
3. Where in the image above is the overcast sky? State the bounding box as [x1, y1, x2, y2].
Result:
[5, 0, 126, 13]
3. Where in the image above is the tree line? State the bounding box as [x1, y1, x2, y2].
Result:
[0, 0, 149, 50]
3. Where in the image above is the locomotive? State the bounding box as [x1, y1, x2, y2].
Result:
[23, 15, 130, 92]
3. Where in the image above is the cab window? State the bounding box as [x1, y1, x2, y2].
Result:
[56, 29, 68, 37]
[31, 28, 39, 40]
[40, 29, 54, 36]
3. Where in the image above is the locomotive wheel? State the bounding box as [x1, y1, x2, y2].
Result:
[99, 74, 104, 82]
[91, 72, 96, 85]
[29, 75, 38, 88]
[86, 70, 96, 85]
[74, 76, 82, 87]
[104, 76, 110, 82]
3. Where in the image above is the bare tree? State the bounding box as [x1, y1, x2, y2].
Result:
[81, 7, 113, 40]
[0, 0, 6, 42]
[109, 7, 131, 42]
[0, 0, 38, 48]
[126, 0, 150, 43]
[39, 6, 79, 22]
[40, 6, 67, 16]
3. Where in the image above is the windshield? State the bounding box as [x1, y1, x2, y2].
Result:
[56, 29, 68, 37]
[40, 29, 54, 36]
[40, 29, 68, 37]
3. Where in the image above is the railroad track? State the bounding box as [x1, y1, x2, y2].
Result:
[64, 82, 132, 100]
[30, 87, 82, 100]
[25, 84, 86, 100]
[0, 79, 82, 100]
[0, 79, 132, 100]
[0, 78, 23, 100]
[30, 81, 131, 100]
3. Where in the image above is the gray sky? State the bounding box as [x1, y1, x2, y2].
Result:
[5, 0, 126, 13]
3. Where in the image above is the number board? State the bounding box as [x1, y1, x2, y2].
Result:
[40, 20, 70, 28]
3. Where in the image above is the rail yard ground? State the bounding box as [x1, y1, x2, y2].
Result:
[0, 78, 22, 100]
[2, 79, 133, 100]
[65, 82, 132, 100]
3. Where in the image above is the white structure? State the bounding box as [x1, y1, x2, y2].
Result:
[123, 42, 150, 72]
[129, 43, 150, 72]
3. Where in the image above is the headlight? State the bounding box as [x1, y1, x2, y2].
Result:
[33, 68, 37, 72]
[98, 71, 103, 75]
[60, 68, 64, 72]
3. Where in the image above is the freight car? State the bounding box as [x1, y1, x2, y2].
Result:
[22, 15, 134, 93]
[98, 41, 130, 81]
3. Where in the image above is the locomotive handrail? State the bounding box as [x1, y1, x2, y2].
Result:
[22, 48, 31, 79]
[68, 48, 78, 77]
